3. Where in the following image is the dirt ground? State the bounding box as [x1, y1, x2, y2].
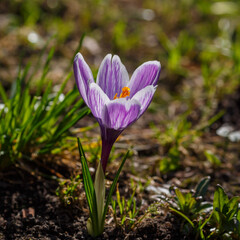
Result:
[1, 87, 240, 240]
[0, 164, 182, 240]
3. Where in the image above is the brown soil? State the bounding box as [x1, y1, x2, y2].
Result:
[1, 86, 240, 240]
[0, 166, 184, 240]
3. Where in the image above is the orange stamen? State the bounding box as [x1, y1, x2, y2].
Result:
[114, 93, 118, 100]
[114, 87, 130, 100]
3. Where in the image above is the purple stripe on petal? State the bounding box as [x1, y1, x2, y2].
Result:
[73, 53, 94, 106]
[88, 83, 110, 120]
[128, 61, 161, 97]
[132, 85, 157, 117]
[102, 99, 141, 130]
[97, 54, 129, 100]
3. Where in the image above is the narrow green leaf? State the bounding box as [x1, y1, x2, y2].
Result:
[17, 81, 52, 151]
[78, 138, 102, 236]
[204, 151, 221, 166]
[195, 176, 211, 198]
[77, 138, 95, 214]
[55, 107, 89, 137]
[121, 215, 126, 225]
[122, 197, 125, 214]
[103, 151, 129, 222]
[37, 47, 55, 95]
[213, 185, 228, 213]
[39, 107, 89, 153]
[127, 188, 136, 211]
[175, 188, 185, 211]
[188, 196, 196, 210]
[68, 33, 85, 70]
[19, 63, 31, 85]
[10, 76, 18, 99]
[200, 211, 213, 230]
[87, 218, 95, 237]
[47, 72, 72, 115]
[206, 110, 225, 129]
[213, 185, 228, 223]
[198, 211, 214, 240]
[94, 162, 105, 231]
[0, 82, 7, 103]
[169, 207, 194, 228]
[27, 35, 56, 84]
[116, 186, 123, 214]
[227, 196, 240, 220]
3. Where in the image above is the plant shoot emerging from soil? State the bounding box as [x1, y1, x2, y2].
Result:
[73, 53, 161, 236]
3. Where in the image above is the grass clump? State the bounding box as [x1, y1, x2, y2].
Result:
[0, 52, 89, 169]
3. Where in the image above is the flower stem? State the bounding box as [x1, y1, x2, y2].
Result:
[101, 140, 113, 173]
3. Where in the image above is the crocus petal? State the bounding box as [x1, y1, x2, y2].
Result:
[128, 61, 161, 97]
[102, 99, 141, 130]
[97, 54, 129, 100]
[132, 85, 157, 116]
[88, 83, 110, 120]
[73, 53, 94, 106]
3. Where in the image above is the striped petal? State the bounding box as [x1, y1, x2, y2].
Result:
[88, 83, 110, 120]
[73, 53, 94, 106]
[132, 85, 157, 116]
[96, 54, 129, 100]
[102, 99, 141, 130]
[128, 61, 161, 97]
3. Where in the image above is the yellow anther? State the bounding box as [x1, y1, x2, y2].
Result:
[114, 87, 130, 100]
[114, 93, 118, 100]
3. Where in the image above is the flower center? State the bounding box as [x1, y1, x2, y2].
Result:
[114, 87, 130, 100]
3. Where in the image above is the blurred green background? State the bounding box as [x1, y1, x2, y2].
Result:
[1, 0, 240, 146]
[1, 0, 240, 91]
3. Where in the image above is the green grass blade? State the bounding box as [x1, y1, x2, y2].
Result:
[103, 150, 129, 222]
[200, 211, 213, 230]
[94, 162, 105, 229]
[27, 35, 56, 84]
[195, 176, 211, 198]
[213, 185, 228, 223]
[227, 196, 240, 220]
[68, 33, 85, 70]
[169, 207, 194, 228]
[0, 82, 8, 103]
[77, 138, 95, 214]
[175, 188, 185, 211]
[39, 107, 89, 153]
[37, 47, 55, 95]
[17, 81, 52, 151]
[78, 138, 100, 234]
[213, 185, 228, 213]
[46, 72, 72, 115]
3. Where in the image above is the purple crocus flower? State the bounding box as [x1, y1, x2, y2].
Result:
[74, 53, 161, 173]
